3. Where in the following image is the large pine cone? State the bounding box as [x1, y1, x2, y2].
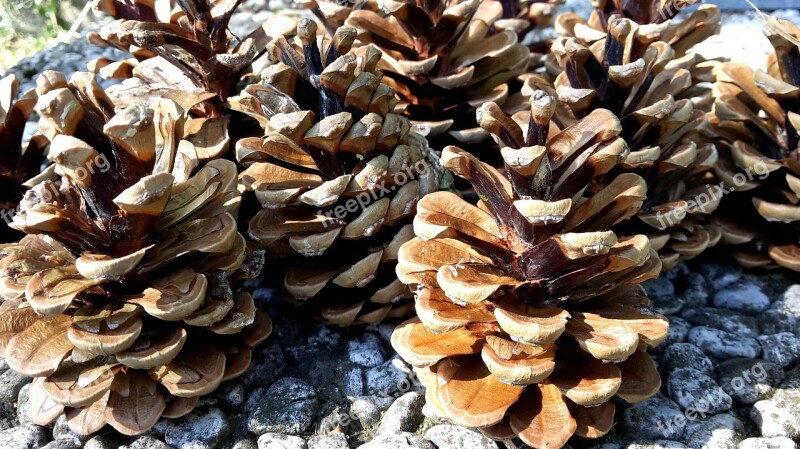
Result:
[545, 5, 722, 270]
[229, 20, 441, 325]
[0, 71, 270, 436]
[342, 0, 530, 145]
[392, 91, 667, 448]
[0, 75, 48, 242]
[707, 17, 800, 271]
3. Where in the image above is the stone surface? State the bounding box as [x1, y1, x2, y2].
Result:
[307, 434, 349, 449]
[683, 413, 744, 449]
[757, 333, 800, 368]
[663, 343, 715, 377]
[163, 407, 229, 449]
[248, 378, 318, 435]
[121, 436, 172, 449]
[752, 389, 800, 439]
[714, 283, 771, 314]
[739, 437, 798, 449]
[667, 368, 732, 414]
[0, 425, 49, 449]
[257, 433, 306, 449]
[365, 359, 412, 396]
[424, 425, 498, 449]
[346, 333, 386, 368]
[357, 433, 434, 449]
[687, 327, 761, 359]
[758, 310, 797, 335]
[626, 441, 690, 449]
[623, 395, 686, 440]
[717, 359, 783, 405]
[681, 307, 760, 337]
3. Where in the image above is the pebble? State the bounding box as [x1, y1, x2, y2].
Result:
[0, 370, 30, 404]
[699, 264, 741, 290]
[15, 383, 31, 427]
[357, 433, 435, 449]
[83, 436, 116, 449]
[663, 343, 715, 377]
[752, 389, 800, 439]
[714, 283, 771, 314]
[365, 359, 413, 396]
[40, 440, 79, 449]
[231, 440, 258, 449]
[667, 368, 732, 414]
[257, 433, 306, 449]
[0, 425, 49, 449]
[243, 343, 287, 390]
[350, 396, 393, 429]
[780, 285, 800, 315]
[343, 368, 364, 397]
[683, 413, 744, 449]
[757, 333, 800, 368]
[681, 308, 760, 337]
[121, 436, 172, 449]
[645, 277, 676, 300]
[739, 437, 798, 449]
[758, 310, 798, 335]
[307, 434, 349, 449]
[376, 392, 424, 435]
[717, 359, 783, 405]
[163, 407, 229, 449]
[687, 327, 761, 359]
[248, 378, 318, 435]
[424, 425, 499, 449]
[347, 333, 386, 368]
[660, 317, 691, 349]
[623, 395, 687, 440]
[626, 441, 690, 449]
[51, 416, 87, 445]
[681, 273, 710, 309]
[221, 383, 247, 409]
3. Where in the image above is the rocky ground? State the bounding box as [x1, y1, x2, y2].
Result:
[3, 2, 800, 449]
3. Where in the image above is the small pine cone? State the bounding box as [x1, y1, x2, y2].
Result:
[0, 72, 270, 436]
[544, 8, 722, 269]
[392, 90, 666, 449]
[0, 75, 49, 242]
[229, 20, 441, 325]
[342, 0, 531, 145]
[706, 17, 800, 271]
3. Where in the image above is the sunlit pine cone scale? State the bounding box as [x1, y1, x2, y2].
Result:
[230, 20, 441, 325]
[706, 17, 800, 271]
[0, 71, 271, 436]
[391, 90, 667, 449]
[544, 3, 723, 270]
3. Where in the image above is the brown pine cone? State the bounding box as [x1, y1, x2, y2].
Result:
[229, 20, 441, 325]
[392, 90, 666, 448]
[0, 71, 270, 435]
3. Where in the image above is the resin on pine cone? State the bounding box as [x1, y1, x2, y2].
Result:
[392, 90, 667, 449]
[546, 6, 722, 270]
[342, 0, 531, 144]
[706, 16, 800, 271]
[229, 20, 441, 325]
[0, 71, 271, 435]
[0, 75, 49, 242]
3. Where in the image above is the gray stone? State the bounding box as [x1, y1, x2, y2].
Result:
[15, 383, 31, 427]
[343, 368, 363, 397]
[163, 407, 229, 449]
[231, 439, 258, 449]
[243, 343, 286, 390]
[667, 368, 732, 414]
[718, 359, 783, 405]
[681, 308, 760, 337]
[52, 415, 88, 444]
[424, 425, 499, 449]
[257, 433, 306, 449]
[357, 433, 434, 449]
[376, 392, 424, 435]
[0, 425, 49, 449]
[622, 395, 686, 440]
[699, 264, 741, 290]
[752, 388, 800, 439]
[780, 285, 800, 316]
[365, 324, 396, 346]
[663, 343, 715, 377]
[661, 317, 691, 349]
[0, 370, 30, 403]
[687, 326, 761, 359]
[350, 396, 393, 430]
[40, 440, 80, 449]
[714, 283, 771, 313]
[221, 383, 246, 409]
[645, 277, 676, 300]
[682, 273, 710, 309]
[684, 413, 744, 449]
[739, 437, 798, 449]
[626, 441, 690, 449]
[84, 436, 117, 449]
[758, 333, 800, 367]
[307, 434, 349, 449]
[758, 310, 797, 335]
[365, 359, 412, 396]
[347, 333, 386, 368]
[121, 436, 172, 449]
[248, 378, 318, 435]
[319, 406, 351, 434]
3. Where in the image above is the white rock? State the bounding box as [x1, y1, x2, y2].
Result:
[424, 425, 498, 449]
[257, 433, 306, 449]
[740, 436, 798, 449]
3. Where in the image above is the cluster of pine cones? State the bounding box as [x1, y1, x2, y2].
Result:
[0, 0, 797, 446]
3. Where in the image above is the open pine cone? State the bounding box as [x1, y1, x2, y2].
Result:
[392, 91, 667, 448]
[706, 17, 800, 271]
[0, 71, 270, 435]
[229, 20, 441, 325]
[545, 4, 722, 269]
[342, 0, 530, 145]
[0, 75, 49, 242]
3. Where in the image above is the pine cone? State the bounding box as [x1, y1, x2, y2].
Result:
[0, 75, 48, 242]
[392, 91, 666, 448]
[546, 5, 722, 269]
[0, 71, 270, 435]
[707, 17, 800, 271]
[342, 0, 531, 145]
[494, 0, 563, 60]
[229, 20, 441, 325]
